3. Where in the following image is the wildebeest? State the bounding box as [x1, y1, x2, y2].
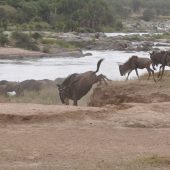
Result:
[119, 55, 156, 81]
[150, 50, 170, 80]
[57, 59, 109, 106]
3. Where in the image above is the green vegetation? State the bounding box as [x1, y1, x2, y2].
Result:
[152, 32, 170, 40]
[126, 155, 170, 169]
[10, 88, 60, 105]
[11, 32, 39, 51]
[0, 31, 8, 46]
[0, 0, 170, 32]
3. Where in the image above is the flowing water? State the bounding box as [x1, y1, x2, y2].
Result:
[0, 50, 150, 82]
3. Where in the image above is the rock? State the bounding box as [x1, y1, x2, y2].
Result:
[83, 52, 92, 57]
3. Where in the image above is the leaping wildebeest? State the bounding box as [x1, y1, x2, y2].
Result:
[150, 50, 170, 80]
[119, 55, 156, 81]
[57, 59, 109, 106]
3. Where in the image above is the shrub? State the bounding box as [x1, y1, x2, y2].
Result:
[142, 8, 156, 21]
[0, 32, 8, 46]
[42, 46, 50, 53]
[11, 32, 39, 51]
[115, 20, 123, 31]
[41, 38, 56, 45]
[31, 32, 42, 40]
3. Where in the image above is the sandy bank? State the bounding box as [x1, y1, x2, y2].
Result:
[0, 47, 46, 59]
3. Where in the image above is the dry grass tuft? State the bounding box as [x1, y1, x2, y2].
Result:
[125, 155, 170, 170]
[9, 87, 60, 105]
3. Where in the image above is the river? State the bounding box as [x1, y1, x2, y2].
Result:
[0, 50, 151, 82]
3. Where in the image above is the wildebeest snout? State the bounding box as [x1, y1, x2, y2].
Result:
[57, 84, 68, 104]
[119, 65, 124, 76]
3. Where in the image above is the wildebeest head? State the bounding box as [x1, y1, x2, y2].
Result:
[119, 65, 124, 76]
[149, 50, 167, 66]
[149, 51, 156, 60]
[57, 84, 69, 105]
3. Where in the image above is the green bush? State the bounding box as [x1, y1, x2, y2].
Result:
[31, 32, 42, 40]
[41, 38, 56, 45]
[11, 32, 39, 51]
[0, 32, 8, 46]
[115, 20, 123, 31]
[42, 46, 50, 53]
[142, 8, 156, 21]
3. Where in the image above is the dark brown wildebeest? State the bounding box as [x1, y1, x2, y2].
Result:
[150, 50, 170, 80]
[57, 59, 109, 106]
[119, 55, 156, 81]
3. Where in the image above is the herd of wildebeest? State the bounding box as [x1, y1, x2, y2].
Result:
[0, 50, 170, 106]
[57, 50, 170, 105]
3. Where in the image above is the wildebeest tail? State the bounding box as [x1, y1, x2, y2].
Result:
[95, 58, 104, 73]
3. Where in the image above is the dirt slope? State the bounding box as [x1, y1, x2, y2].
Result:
[1, 71, 170, 170]
[0, 102, 170, 170]
[89, 77, 170, 106]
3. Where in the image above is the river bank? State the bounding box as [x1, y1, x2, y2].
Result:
[1, 31, 170, 60]
[0, 47, 88, 59]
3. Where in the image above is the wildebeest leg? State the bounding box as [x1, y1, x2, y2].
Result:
[147, 68, 156, 82]
[126, 70, 132, 81]
[97, 74, 111, 85]
[73, 99, 78, 106]
[158, 65, 162, 78]
[159, 65, 165, 80]
[65, 98, 69, 105]
[146, 68, 151, 80]
[151, 69, 156, 82]
[72, 92, 78, 106]
[135, 69, 140, 80]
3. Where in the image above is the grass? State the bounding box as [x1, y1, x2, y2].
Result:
[9, 87, 60, 105]
[2, 71, 170, 106]
[41, 38, 77, 49]
[140, 70, 170, 83]
[151, 32, 170, 40]
[6, 86, 91, 106]
[88, 155, 170, 170]
[124, 155, 170, 170]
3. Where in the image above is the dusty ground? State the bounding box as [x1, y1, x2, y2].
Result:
[0, 102, 170, 170]
[1, 72, 170, 170]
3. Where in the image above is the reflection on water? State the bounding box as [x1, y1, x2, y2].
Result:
[0, 50, 153, 81]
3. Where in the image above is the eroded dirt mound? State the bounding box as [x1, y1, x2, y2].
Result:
[1, 102, 170, 128]
[89, 79, 170, 107]
[0, 103, 108, 124]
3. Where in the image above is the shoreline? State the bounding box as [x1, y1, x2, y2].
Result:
[0, 47, 89, 59]
[0, 47, 47, 59]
